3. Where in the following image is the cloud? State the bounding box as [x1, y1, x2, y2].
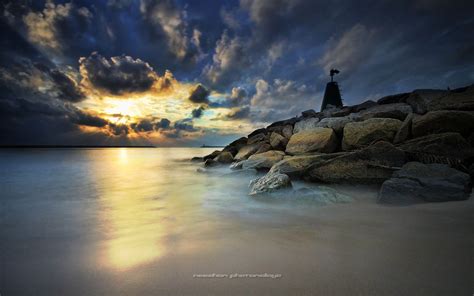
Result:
[226, 106, 250, 119]
[188, 84, 210, 104]
[139, 0, 200, 61]
[79, 52, 158, 95]
[21, 1, 93, 56]
[203, 31, 251, 87]
[191, 106, 205, 118]
[70, 109, 108, 127]
[319, 24, 377, 75]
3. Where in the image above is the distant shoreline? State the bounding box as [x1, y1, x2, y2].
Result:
[0, 145, 156, 148]
[0, 145, 225, 149]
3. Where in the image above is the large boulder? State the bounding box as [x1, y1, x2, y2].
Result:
[378, 162, 472, 204]
[249, 172, 292, 196]
[281, 125, 293, 139]
[397, 132, 473, 163]
[351, 100, 378, 112]
[222, 137, 247, 156]
[293, 117, 320, 133]
[411, 111, 474, 138]
[308, 141, 406, 184]
[214, 151, 234, 163]
[247, 133, 267, 144]
[393, 113, 414, 144]
[406, 87, 474, 113]
[203, 150, 221, 161]
[269, 153, 346, 178]
[270, 132, 288, 150]
[377, 93, 410, 105]
[243, 150, 285, 170]
[405, 89, 449, 114]
[301, 109, 318, 118]
[255, 143, 271, 154]
[342, 118, 402, 150]
[247, 128, 267, 138]
[234, 142, 265, 160]
[358, 103, 412, 121]
[286, 128, 339, 155]
[316, 114, 360, 134]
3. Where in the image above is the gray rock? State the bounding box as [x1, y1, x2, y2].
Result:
[291, 187, 352, 204]
[377, 93, 410, 105]
[411, 111, 474, 138]
[308, 141, 406, 184]
[203, 150, 221, 161]
[230, 161, 244, 170]
[405, 89, 449, 114]
[393, 113, 414, 144]
[223, 168, 258, 177]
[249, 172, 292, 196]
[316, 115, 360, 134]
[293, 117, 320, 133]
[215, 151, 234, 163]
[378, 162, 472, 204]
[255, 143, 272, 154]
[423, 88, 474, 112]
[351, 100, 378, 112]
[223, 137, 247, 156]
[244, 150, 285, 170]
[191, 156, 203, 162]
[269, 153, 346, 178]
[247, 133, 267, 144]
[397, 132, 473, 162]
[301, 109, 318, 118]
[281, 125, 293, 139]
[286, 128, 339, 155]
[204, 159, 218, 167]
[270, 132, 288, 150]
[358, 103, 413, 121]
[247, 128, 267, 138]
[342, 118, 402, 150]
[234, 143, 266, 160]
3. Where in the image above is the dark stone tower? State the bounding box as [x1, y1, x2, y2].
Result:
[320, 69, 343, 111]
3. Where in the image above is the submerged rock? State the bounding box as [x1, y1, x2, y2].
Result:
[308, 141, 406, 184]
[249, 172, 292, 195]
[286, 128, 339, 155]
[342, 118, 402, 150]
[378, 162, 472, 204]
[291, 187, 352, 204]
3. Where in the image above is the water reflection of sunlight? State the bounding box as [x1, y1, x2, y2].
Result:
[97, 149, 167, 271]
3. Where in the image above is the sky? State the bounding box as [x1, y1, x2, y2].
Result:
[0, 0, 473, 146]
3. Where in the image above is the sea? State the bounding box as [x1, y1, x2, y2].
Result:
[1, 148, 472, 295]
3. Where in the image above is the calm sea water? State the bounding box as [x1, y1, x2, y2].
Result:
[1, 148, 473, 295]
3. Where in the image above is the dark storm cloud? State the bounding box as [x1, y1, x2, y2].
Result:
[79, 52, 157, 95]
[191, 106, 206, 118]
[188, 84, 210, 104]
[130, 118, 172, 133]
[70, 110, 108, 128]
[47, 69, 86, 102]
